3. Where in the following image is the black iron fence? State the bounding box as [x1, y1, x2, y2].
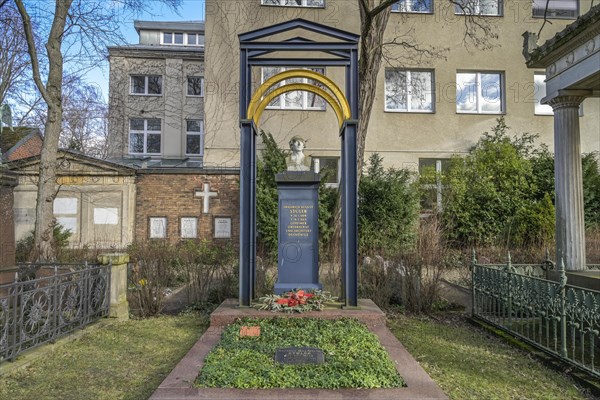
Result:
[0, 262, 111, 362]
[472, 254, 600, 378]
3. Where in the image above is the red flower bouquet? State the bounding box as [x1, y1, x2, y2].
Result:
[256, 289, 336, 313]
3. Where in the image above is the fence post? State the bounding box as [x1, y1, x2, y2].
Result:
[471, 249, 477, 317]
[98, 253, 129, 321]
[506, 252, 513, 327]
[559, 258, 568, 358]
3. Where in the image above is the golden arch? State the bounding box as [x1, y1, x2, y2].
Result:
[247, 69, 351, 128]
[250, 83, 347, 129]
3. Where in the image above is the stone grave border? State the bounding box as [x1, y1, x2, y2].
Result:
[150, 299, 447, 400]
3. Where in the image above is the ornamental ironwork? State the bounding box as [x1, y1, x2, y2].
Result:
[472, 253, 600, 378]
[0, 262, 111, 362]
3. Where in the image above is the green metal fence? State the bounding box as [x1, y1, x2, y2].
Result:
[472, 254, 600, 378]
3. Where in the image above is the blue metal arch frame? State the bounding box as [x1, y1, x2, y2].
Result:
[238, 18, 359, 308]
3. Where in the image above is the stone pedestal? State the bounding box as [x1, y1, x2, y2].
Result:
[274, 172, 322, 294]
[0, 170, 17, 284]
[98, 253, 130, 320]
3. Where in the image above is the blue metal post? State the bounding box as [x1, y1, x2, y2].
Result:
[239, 49, 248, 119]
[342, 120, 359, 308]
[349, 49, 359, 117]
[239, 120, 256, 307]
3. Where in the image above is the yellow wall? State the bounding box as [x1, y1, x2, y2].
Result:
[204, 0, 599, 170]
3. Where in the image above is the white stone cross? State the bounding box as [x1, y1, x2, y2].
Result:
[195, 183, 218, 214]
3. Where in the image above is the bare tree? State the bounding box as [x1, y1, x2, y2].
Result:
[15, 0, 181, 261]
[356, 0, 497, 177]
[0, 2, 32, 107]
[327, 0, 499, 255]
[60, 75, 109, 157]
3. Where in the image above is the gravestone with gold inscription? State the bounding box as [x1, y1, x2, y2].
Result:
[274, 171, 322, 294]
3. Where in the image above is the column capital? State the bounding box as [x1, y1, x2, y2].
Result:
[545, 90, 590, 110]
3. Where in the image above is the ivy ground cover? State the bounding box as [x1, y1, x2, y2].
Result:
[195, 317, 404, 389]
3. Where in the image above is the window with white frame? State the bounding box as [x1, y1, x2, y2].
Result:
[180, 217, 198, 238]
[456, 71, 504, 114]
[130, 75, 162, 95]
[454, 0, 501, 15]
[262, 67, 326, 110]
[261, 0, 325, 7]
[187, 76, 204, 96]
[385, 69, 434, 113]
[419, 159, 451, 211]
[533, 0, 578, 19]
[186, 119, 204, 156]
[186, 33, 203, 46]
[129, 118, 161, 155]
[163, 32, 203, 46]
[391, 0, 433, 13]
[534, 73, 554, 115]
[316, 157, 340, 187]
[149, 217, 167, 238]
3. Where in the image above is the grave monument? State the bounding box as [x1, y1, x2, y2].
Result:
[274, 136, 322, 294]
[238, 19, 359, 308]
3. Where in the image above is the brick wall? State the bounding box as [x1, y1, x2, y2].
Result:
[135, 171, 239, 244]
[0, 171, 17, 283]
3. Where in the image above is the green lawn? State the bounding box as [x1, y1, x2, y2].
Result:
[0, 312, 208, 400]
[389, 312, 588, 400]
[0, 310, 591, 399]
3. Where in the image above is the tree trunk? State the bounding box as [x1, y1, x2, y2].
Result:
[357, 2, 392, 177]
[33, 103, 62, 261]
[30, 0, 71, 261]
[329, 1, 393, 258]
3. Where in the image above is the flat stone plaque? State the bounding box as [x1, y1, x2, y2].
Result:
[274, 347, 325, 365]
[239, 326, 260, 337]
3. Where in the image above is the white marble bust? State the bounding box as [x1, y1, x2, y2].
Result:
[286, 136, 311, 171]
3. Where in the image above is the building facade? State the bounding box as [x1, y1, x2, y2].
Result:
[108, 21, 206, 164]
[203, 0, 599, 182]
[107, 20, 240, 244]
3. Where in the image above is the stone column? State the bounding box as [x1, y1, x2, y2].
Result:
[548, 94, 587, 271]
[98, 253, 130, 320]
[0, 170, 17, 284]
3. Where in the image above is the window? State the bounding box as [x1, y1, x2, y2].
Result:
[391, 0, 433, 13]
[262, 67, 326, 110]
[316, 157, 340, 187]
[53, 197, 78, 234]
[187, 33, 202, 45]
[187, 76, 204, 96]
[456, 71, 504, 114]
[533, 0, 578, 19]
[150, 217, 167, 238]
[180, 217, 198, 238]
[534, 73, 553, 115]
[163, 32, 183, 44]
[129, 118, 161, 155]
[130, 75, 162, 95]
[186, 119, 204, 156]
[454, 0, 501, 15]
[261, 0, 325, 7]
[163, 32, 203, 46]
[385, 69, 434, 113]
[419, 159, 451, 211]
